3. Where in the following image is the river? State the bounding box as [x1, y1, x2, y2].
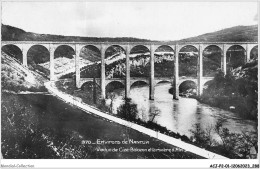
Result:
[108, 82, 257, 139]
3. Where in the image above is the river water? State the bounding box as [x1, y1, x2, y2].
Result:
[108, 82, 257, 138]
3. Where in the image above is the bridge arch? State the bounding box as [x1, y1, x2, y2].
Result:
[203, 45, 222, 77]
[155, 80, 172, 86]
[1, 44, 23, 63]
[105, 45, 126, 78]
[130, 80, 149, 88]
[179, 44, 199, 53]
[226, 45, 246, 70]
[203, 44, 223, 51]
[81, 81, 101, 91]
[250, 45, 258, 60]
[79, 45, 101, 78]
[130, 45, 150, 54]
[130, 45, 151, 77]
[27, 44, 50, 64]
[179, 45, 198, 77]
[154, 45, 175, 77]
[54, 45, 75, 59]
[178, 80, 197, 96]
[155, 45, 174, 53]
[202, 80, 214, 92]
[105, 81, 125, 94]
[81, 44, 101, 52]
[27, 44, 50, 78]
[104, 44, 126, 54]
[80, 45, 101, 61]
[80, 81, 101, 103]
[105, 45, 126, 59]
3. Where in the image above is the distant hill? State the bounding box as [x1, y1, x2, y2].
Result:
[2, 24, 258, 42]
[175, 25, 258, 42]
[1, 24, 153, 42]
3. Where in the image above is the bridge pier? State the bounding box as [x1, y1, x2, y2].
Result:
[246, 44, 250, 62]
[198, 44, 203, 96]
[222, 45, 227, 75]
[75, 44, 81, 87]
[49, 44, 55, 81]
[149, 44, 155, 100]
[223, 45, 227, 75]
[101, 45, 106, 99]
[125, 45, 131, 98]
[22, 45, 29, 66]
[173, 45, 179, 100]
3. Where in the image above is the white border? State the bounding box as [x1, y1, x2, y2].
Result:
[1, 159, 259, 168]
[0, 0, 259, 168]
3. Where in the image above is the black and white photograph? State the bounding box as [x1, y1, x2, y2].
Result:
[0, 0, 259, 168]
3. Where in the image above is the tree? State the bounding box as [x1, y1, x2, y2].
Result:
[117, 98, 138, 121]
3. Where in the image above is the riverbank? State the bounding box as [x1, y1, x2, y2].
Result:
[169, 88, 257, 122]
[169, 88, 258, 122]
[191, 95, 257, 121]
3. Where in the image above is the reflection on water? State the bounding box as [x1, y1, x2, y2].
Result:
[108, 83, 257, 138]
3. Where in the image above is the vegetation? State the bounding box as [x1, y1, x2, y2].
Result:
[1, 93, 96, 158]
[203, 47, 222, 77]
[61, 53, 174, 79]
[1, 45, 23, 63]
[198, 59, 258, 120]
[117, 98, 138, 121]
[27, 45, 50, 64]
[189, 120, 257, 158]
[179, 53, 198, 77]
[1, 52, 47, 92]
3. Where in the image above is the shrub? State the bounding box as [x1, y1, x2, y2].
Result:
[189, 119, 258, 158]
[117, 98, 138, 121]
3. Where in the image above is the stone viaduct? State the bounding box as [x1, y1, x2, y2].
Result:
[1, 41, 258, 100]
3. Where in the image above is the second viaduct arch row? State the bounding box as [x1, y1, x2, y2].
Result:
[79, 77, 213, 99]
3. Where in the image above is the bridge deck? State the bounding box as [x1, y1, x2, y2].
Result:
[2, 41, 257, 45]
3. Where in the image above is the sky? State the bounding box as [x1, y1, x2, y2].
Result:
[1, 1, 258, 41]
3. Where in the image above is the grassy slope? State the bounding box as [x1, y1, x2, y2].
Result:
[176, 25, 258, 42]
[1, 24, 153, 42]
[1, 51, 47, 92]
